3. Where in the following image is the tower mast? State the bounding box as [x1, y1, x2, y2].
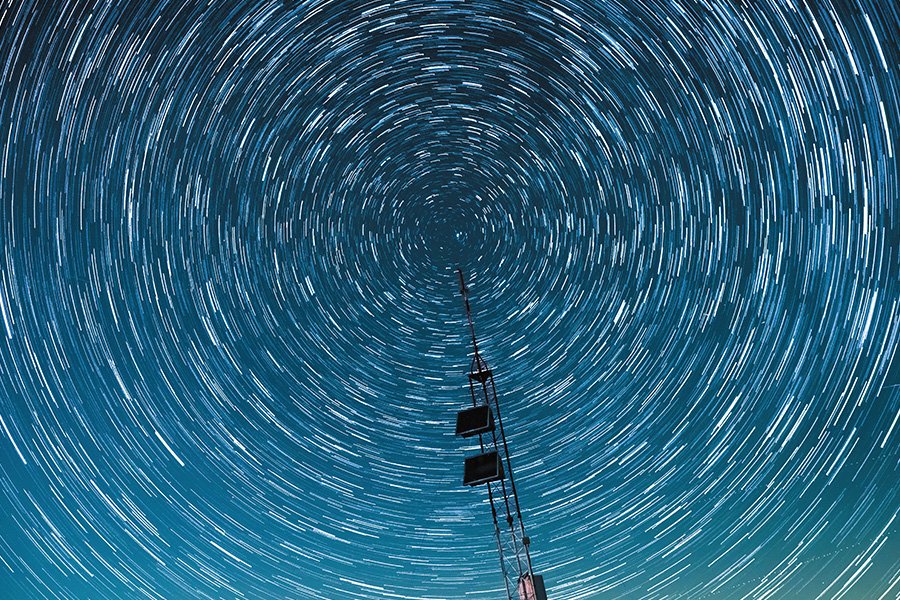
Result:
[454, 269, 547, 600]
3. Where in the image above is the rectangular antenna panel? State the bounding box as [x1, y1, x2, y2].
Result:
[518, 574, 548, 600]
[463, 451, 504, 486]
[455, 405, 495, 437]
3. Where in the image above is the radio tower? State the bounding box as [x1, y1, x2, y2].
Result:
[453, 269, 548, 600]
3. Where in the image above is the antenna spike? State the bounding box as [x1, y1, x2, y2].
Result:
[457, 269, 480, 358]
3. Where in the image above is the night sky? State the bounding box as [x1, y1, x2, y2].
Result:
[1, 0, 898, 598]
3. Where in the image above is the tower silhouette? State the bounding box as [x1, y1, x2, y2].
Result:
[454, 269, 548, 600]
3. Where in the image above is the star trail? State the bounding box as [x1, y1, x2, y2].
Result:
[1, 0, 898, 598]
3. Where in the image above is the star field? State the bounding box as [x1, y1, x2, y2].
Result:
[1, 0, 898, 598]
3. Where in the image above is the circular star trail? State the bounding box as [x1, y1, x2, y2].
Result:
[1, 0, 898, 598]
